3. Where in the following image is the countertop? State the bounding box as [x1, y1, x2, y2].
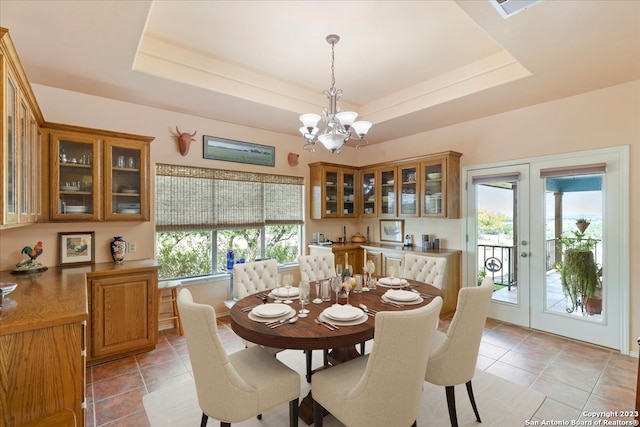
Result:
[0, 259, 159, 336]
[308, 241, 461, 255]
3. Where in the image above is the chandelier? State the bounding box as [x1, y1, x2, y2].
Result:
[299, 34, 372, 154]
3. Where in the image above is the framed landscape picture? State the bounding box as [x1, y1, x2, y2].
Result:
[203, 135, 275, 167]
[380, 219, 404, 243]
[59, 231, 95, 266]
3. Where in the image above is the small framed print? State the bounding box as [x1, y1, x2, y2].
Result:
[380, 219, 404, 243]
[59, 232, 95, 266]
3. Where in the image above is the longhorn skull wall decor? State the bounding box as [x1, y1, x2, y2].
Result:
[174, 127, 197, 156]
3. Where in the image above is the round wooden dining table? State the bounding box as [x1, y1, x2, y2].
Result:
[229, 279, 443, 353]
[229, 279, 444, 425]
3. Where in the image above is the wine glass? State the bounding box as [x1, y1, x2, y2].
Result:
[330, 277, 342, 306]
[284, 274, 294, 304]
[274, 275, 283, 303]
[313, 281, 323, 304]
[335, 264, 343, 279]
[344, 278, 353, 306]
[298, 281, 310, 317]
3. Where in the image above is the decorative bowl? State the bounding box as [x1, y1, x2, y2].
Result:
[427, 173, 442, 179]
[351, 233, 366, 243]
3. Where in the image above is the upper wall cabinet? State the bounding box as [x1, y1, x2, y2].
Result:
[421, 151, 461, 218]
[44, 123, 154, 222]
[1, 28, 44, 229]
[309, 162, 358, 219]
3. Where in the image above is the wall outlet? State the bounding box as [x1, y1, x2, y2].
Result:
[128, 241, 137, 253]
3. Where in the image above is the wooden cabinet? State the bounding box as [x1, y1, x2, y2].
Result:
[1, 28, 44, 228]
[86, 260, 159, 364]
[0, 267, 88, 427]
[360, 167, 377, 217]
[421, 151, 461, 218]
[44, 123, 153, 221]
[378, 165, 397, 217]
[309, 162, 358, 219]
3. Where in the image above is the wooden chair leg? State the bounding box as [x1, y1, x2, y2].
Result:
[360, 341, 365, 355]
[411, 421, 417, 427]
[200, 413, 208, 427]
[313, 400, 324, 427]
[289, 398, 299, 427]
[445, 385, 459, 427]
[220, 422, 230, 427]
[323, 349, 328, 365]
[466, 380, 481, 422]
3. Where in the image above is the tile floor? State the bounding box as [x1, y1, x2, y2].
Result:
[86, 315, 638, 426]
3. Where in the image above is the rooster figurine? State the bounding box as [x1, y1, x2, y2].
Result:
[14, 241, 47, 273]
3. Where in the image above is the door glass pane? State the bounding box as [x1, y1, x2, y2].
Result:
[476, 180, 518, 305]
[544, 174, 603, 321]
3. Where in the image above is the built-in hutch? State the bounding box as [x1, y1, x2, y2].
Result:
[0, 27, 44, 229]
[309, 151, 462, 220]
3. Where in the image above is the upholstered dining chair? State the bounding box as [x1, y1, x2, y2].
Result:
[298, 253, 338, 379]
[177, 288, 301, 427]
[233, 258, 278, 299]
[423, 276, 494, 427]
[312, 297, 443, 427]
[297, 253, 337, 282]
[402, 254, 447, 289]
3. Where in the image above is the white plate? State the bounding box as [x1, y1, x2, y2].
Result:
[385, 289, 420, 302]
[0, 282, 18, 296]
[323, 305, 363, 321]
[251, 303, 291, 318]
[65, 206, 88, 213]
[378, 277, 408, 286]
[118, 208, 140, 214]
[271, 287, 300, 297]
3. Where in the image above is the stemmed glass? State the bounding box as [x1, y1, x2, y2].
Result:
[284, 274, 294, 304]
[274, 276, 283, 303]
[363, 260, 375, 291]
[298, 281, 310, 317]
[343, 278, 352, 306]
[330, 277, 342, 306]
[335, 264, 343, 279]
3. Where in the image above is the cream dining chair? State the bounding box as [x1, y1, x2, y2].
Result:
[423, 276, 494, 427]
[233, 258, 278, 299]
[312, 297, 443, 427]
[297, 254, 337, 380]
[402, 254, 447, 289]
[177, 288, 301, 427]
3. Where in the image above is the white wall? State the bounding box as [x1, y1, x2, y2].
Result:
[1, 80, 637, 347]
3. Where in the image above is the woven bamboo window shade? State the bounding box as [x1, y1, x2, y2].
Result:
[155, 164, 304, 231]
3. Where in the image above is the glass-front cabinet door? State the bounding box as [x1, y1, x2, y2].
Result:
[422, 158, 446, 217]
[51, 132, 101, 220]
[361, 168, 377, 217]
[322, 167, 340, 218]
[104, 138, 150, 221]
[4, 77, 18, 224]
[341, 169, 357, 218]
[399, 163, 419, 217]
[379, 166, 397, 217]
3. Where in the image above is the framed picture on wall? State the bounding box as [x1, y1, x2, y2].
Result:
[203, 135, 275, 167]
[59, 231, 95, 266]
[380, 219, 404, 243]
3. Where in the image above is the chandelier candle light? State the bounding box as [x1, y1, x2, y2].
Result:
[299, 34, 372, 154]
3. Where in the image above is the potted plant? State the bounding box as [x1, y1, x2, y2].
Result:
[558, 229, 600, 314]
[575, 218, 591, 234]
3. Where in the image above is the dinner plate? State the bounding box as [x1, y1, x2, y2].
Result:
[251, 303, 291, 318]
[323, 304, 362, 321]
[65, 205, 89, 213]
[0, 282, 18, 296]
[271, 287, 300, 297]
[378, 277, 408, 287]
[118, 208, 140, 214]
[385, 289, 420, 302]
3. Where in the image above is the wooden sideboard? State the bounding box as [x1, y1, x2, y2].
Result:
[0, 267, 88, 427]
[309, 242, 461, 314]
[0, 259, 159, 425]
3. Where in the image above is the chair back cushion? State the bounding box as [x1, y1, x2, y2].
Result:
[402, 254, 447, 288]
[298, 253, 337, 282]
[425, 276, 494, 385]
[233, 259, 278, 299]
[347, 298, 443, 425]
[177, 289, 257, 419]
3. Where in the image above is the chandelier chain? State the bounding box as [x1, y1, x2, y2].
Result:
[330, 40, 336, 90]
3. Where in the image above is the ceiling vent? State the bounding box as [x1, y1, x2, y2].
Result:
[491, 0, 543, 18]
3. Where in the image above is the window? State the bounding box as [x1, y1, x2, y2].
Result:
[155, 164, 304, 280]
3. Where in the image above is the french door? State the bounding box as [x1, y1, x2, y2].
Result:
[465, 148, 628, 351]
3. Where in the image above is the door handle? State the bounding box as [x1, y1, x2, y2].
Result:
[520, 252, 529, 257]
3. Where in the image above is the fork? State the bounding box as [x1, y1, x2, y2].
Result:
[381, 299, 403, 308]
[240, 304, 259, 312]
